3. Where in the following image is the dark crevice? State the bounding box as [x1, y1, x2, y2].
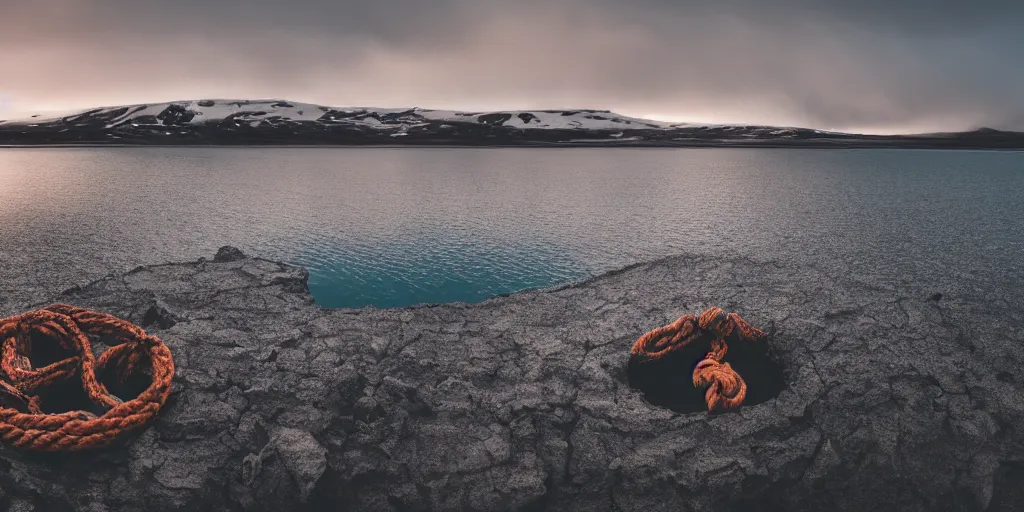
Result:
[32, 378, 102, 415]
[303, 466, 342, 510]
[519, 471, 556, 512]
[990, 461, 1024, 512]
[96, 355, 154, 405]
[27, 329, 74, 368]
[140, 302, 179, 329]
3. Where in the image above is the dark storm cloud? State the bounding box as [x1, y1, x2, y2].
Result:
[615, 0, 1024, 33]
[1, 0, 1022, 133]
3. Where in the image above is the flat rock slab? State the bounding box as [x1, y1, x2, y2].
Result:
[0, 248, 1023, 511]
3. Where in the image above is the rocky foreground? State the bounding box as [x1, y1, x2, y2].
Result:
[0, 247, 1022, 511]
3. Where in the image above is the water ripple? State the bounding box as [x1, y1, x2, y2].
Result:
[1, 147, 1023, 309]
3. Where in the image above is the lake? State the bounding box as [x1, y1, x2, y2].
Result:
[1, 147, 1022, 309]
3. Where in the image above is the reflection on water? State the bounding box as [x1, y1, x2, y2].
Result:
[1, 147, 1023, 309]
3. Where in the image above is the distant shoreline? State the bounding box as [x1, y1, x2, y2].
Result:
[5, 99, 1023, 150]
[3, 142, 1023, 151]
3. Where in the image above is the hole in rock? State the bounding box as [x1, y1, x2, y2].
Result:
[27, 329, 74, 368]
[96, 355, 154, 405]
[33, 378, 100, 415]
[627, 335, 786, 414]
[24, 331, 154, 414]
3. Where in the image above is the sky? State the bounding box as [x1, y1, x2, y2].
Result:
[1, 0, 1022, 134]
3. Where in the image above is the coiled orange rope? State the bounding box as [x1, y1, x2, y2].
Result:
[0, 304, 174, 451]
[630, 307, 764, 411]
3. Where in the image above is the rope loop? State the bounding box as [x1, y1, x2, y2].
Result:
[0, 304, 174, 451]
[631, 307, 764, 411]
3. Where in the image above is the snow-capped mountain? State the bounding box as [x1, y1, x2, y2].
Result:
[5, 99, 685, 131]
[1, 99, 1021, 148]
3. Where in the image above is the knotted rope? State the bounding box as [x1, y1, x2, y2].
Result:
[630, 307, 765, 411]
[0, 304, 174, 451]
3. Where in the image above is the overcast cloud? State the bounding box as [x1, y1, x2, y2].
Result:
[1, 0, 1022, 133]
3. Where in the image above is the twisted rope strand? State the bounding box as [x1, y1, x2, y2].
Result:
[631, 307, 765, 411]
[0, 304, 174, 451]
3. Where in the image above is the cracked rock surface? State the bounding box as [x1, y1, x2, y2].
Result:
[0, 247, 1022, 511]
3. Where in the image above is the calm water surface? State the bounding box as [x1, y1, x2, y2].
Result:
[1, 147, 1022, 308]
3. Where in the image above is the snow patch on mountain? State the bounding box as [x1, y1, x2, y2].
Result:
[416, 109, 678, 130]
[3, 99, 694, 132]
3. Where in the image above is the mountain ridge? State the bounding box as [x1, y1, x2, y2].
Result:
[2, 99, 1022, 148]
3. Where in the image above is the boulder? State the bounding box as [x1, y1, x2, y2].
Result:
[213, 245, 248, 263]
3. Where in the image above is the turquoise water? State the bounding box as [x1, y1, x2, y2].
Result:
[1, 147, 1023, 309]
[299, 232, 585, 308]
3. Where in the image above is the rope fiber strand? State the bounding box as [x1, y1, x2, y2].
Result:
[0, 304, 174, 452]
[630, 307, 765, 411]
